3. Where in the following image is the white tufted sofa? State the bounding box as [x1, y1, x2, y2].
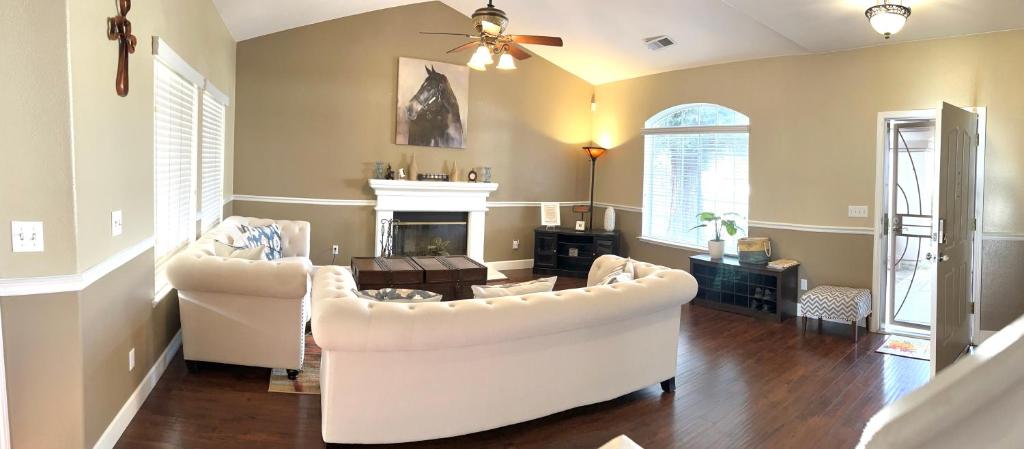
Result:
[167, 216, 312, 377]
[312, 255, 698, 444]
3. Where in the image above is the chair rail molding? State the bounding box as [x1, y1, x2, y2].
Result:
[0, 237, 155, 296]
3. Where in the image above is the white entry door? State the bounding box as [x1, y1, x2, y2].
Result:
[930, 102, 979, 375]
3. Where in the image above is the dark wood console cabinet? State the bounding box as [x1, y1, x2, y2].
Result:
[689, 255, 799, 322]
[533, 227, 620, 278]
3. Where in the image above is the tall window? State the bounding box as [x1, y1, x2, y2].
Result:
[153, 39, 230, 298]
[154, 60, 199, 263]
[641, 103, 749, 254]
[199, 90, 227, 232]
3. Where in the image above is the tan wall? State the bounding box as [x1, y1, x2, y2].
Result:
[232, 201, 581, 265]
[1, 0, 231, 447]
[0, 0, 78, 277]
[232, 1, 593, 263]
[1, 292, 84, 449]
[593, 31, 1024, 331]
[68, 0, 237, 270]
[80, 250, 179, 447]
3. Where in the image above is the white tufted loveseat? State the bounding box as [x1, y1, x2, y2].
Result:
[167, 216, 312, 377]
[311, 255, 698, 444]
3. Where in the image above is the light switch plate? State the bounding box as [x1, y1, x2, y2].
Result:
[512, 240, 520, 250]
[111, 210, 123, 236]
[129, 348, 135, 372]
[848, 205, 869, 218]
[800, 279, 808, 291]
[11, 221, 44, 253]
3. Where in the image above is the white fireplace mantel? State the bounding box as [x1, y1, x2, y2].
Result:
[369, 180, 498, 263]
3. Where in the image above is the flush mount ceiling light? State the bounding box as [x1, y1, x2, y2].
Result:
[865, 1, 912, 39]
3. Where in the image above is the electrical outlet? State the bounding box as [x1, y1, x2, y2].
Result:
[128, 348, 135, 372]
[11, 221, 44, 253]
[331, 245, 339, 256]
[848, 205, 869, 218]
[111, 210, 123, 236]
[800, 279, 808, 291]
[512, 240, 520, 250]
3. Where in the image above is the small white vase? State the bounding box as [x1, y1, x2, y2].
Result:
[603, 207, 616, 231]
[708, 240, 725, 259]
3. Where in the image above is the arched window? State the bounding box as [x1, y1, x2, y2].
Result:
[641, 103, 749, 254]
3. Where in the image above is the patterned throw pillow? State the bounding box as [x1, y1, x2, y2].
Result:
[354, 288, 443, 303]
[596, 259, 636, 286]
[213, 240, 266, 260]
[238, 223, 282, 260]
[472, 276, 558, 299]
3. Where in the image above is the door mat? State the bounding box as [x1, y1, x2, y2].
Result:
[269, 334, 321, 394]
[875, 334, 930, 361]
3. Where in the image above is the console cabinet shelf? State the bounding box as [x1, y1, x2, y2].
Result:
[689, 255, 799, 322]
[533, 227, 620, 278]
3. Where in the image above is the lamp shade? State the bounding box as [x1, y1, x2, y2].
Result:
[496, 52, 516, 70]
[467, 45, 493, 71]
[583, 146, 607, 160]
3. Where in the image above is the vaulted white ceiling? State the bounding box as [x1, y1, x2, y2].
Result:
[212, 0, 1024, 85]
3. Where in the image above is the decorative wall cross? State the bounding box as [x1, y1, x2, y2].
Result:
[107, 0, 137, 97]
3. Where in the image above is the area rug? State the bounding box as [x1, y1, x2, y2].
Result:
[269, 334, 321, 394]
[875, 335, 931, 361]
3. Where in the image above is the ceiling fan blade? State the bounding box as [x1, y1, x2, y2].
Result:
[447, 41, 479, 53]
[510, 35, 563, 47]
[508, 43, 532, 60]
[420, 32, 476, 38]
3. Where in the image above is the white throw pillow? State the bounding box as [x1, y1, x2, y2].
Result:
[597, 259, 635, 286]
[472, 276, 558, 299]
[214, 241, 266, 260]
[592, 258, 637, 285]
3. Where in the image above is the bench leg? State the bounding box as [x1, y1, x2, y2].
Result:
[818, 317, 823, 334]
[660, 377, 676, 393]
[801, 316, 808, 336]
[185, 360, 201, 374]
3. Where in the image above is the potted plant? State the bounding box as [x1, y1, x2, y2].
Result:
[690, 212, 742, 259]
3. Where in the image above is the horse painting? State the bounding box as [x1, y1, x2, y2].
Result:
[396, 58, 468, 149]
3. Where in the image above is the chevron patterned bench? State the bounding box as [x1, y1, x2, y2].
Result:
[799, 285, 871, 341]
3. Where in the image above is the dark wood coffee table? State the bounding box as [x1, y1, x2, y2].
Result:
[350, 255, 487, 301]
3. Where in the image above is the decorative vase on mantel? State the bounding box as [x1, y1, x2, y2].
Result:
[708, 239, 725, 259]
[408, 154, 418, 181]
[449, 160, 460, 182]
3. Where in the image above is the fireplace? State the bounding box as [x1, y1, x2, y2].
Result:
[392, 212, 468, 257]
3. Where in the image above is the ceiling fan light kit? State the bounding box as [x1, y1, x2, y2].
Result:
[865, 1, 911, 39]
[422, 1, 563, 73]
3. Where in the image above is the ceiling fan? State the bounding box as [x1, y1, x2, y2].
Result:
[421, 0, 564, 71]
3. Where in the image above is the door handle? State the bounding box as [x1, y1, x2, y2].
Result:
[925, 253, 949, 262]
[925, 253, 933, 261]
[938, 254, 950, 262]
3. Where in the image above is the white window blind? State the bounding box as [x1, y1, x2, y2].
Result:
[199, 90, 226, 232]
[154, 60, 199, 263]
[641, 104, 749, 254]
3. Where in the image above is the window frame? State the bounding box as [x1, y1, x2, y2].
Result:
[152, 38, 231, 303]
[639, 103, 750, 253]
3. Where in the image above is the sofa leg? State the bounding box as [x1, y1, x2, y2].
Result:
[305, 321, 312, 335]
[185, 360, 201, 374]
[287, 369, 301, 380]
[660, 377, 676, 393]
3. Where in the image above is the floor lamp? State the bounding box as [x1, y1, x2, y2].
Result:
[582, 146, 607, 231]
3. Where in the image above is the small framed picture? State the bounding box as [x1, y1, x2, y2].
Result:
[575, 220, 586, 231]
[540, 202, 561, 227]
[568, 247, 580, 257]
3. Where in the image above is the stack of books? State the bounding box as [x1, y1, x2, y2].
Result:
[767, 259, 799, 270]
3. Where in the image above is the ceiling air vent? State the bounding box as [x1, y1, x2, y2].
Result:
[644, 35, 675, 51]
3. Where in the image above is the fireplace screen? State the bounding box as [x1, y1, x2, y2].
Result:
[392, 212, 468, 257]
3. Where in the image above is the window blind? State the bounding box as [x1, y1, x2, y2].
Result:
[641, 104, 749, 254]
[199, 90, 226, 232]
[154, 60, 199, 262]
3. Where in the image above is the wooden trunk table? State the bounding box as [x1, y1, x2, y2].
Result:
[351, 257, 424, 291]
[351, 255, 487, 301]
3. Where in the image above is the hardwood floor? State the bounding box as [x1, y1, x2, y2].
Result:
[115, 270, 928, 449]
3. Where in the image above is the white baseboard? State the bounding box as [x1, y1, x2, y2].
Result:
[92, 330, 182, 449]
[485, 259, 534, 272]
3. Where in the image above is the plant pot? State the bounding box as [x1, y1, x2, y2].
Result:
[708, 240, 725, 259]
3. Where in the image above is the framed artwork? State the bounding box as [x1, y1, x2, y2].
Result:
[540, 202, 561, 227]
[396, 57, 469, 149]
[575, 220, 586, 231]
